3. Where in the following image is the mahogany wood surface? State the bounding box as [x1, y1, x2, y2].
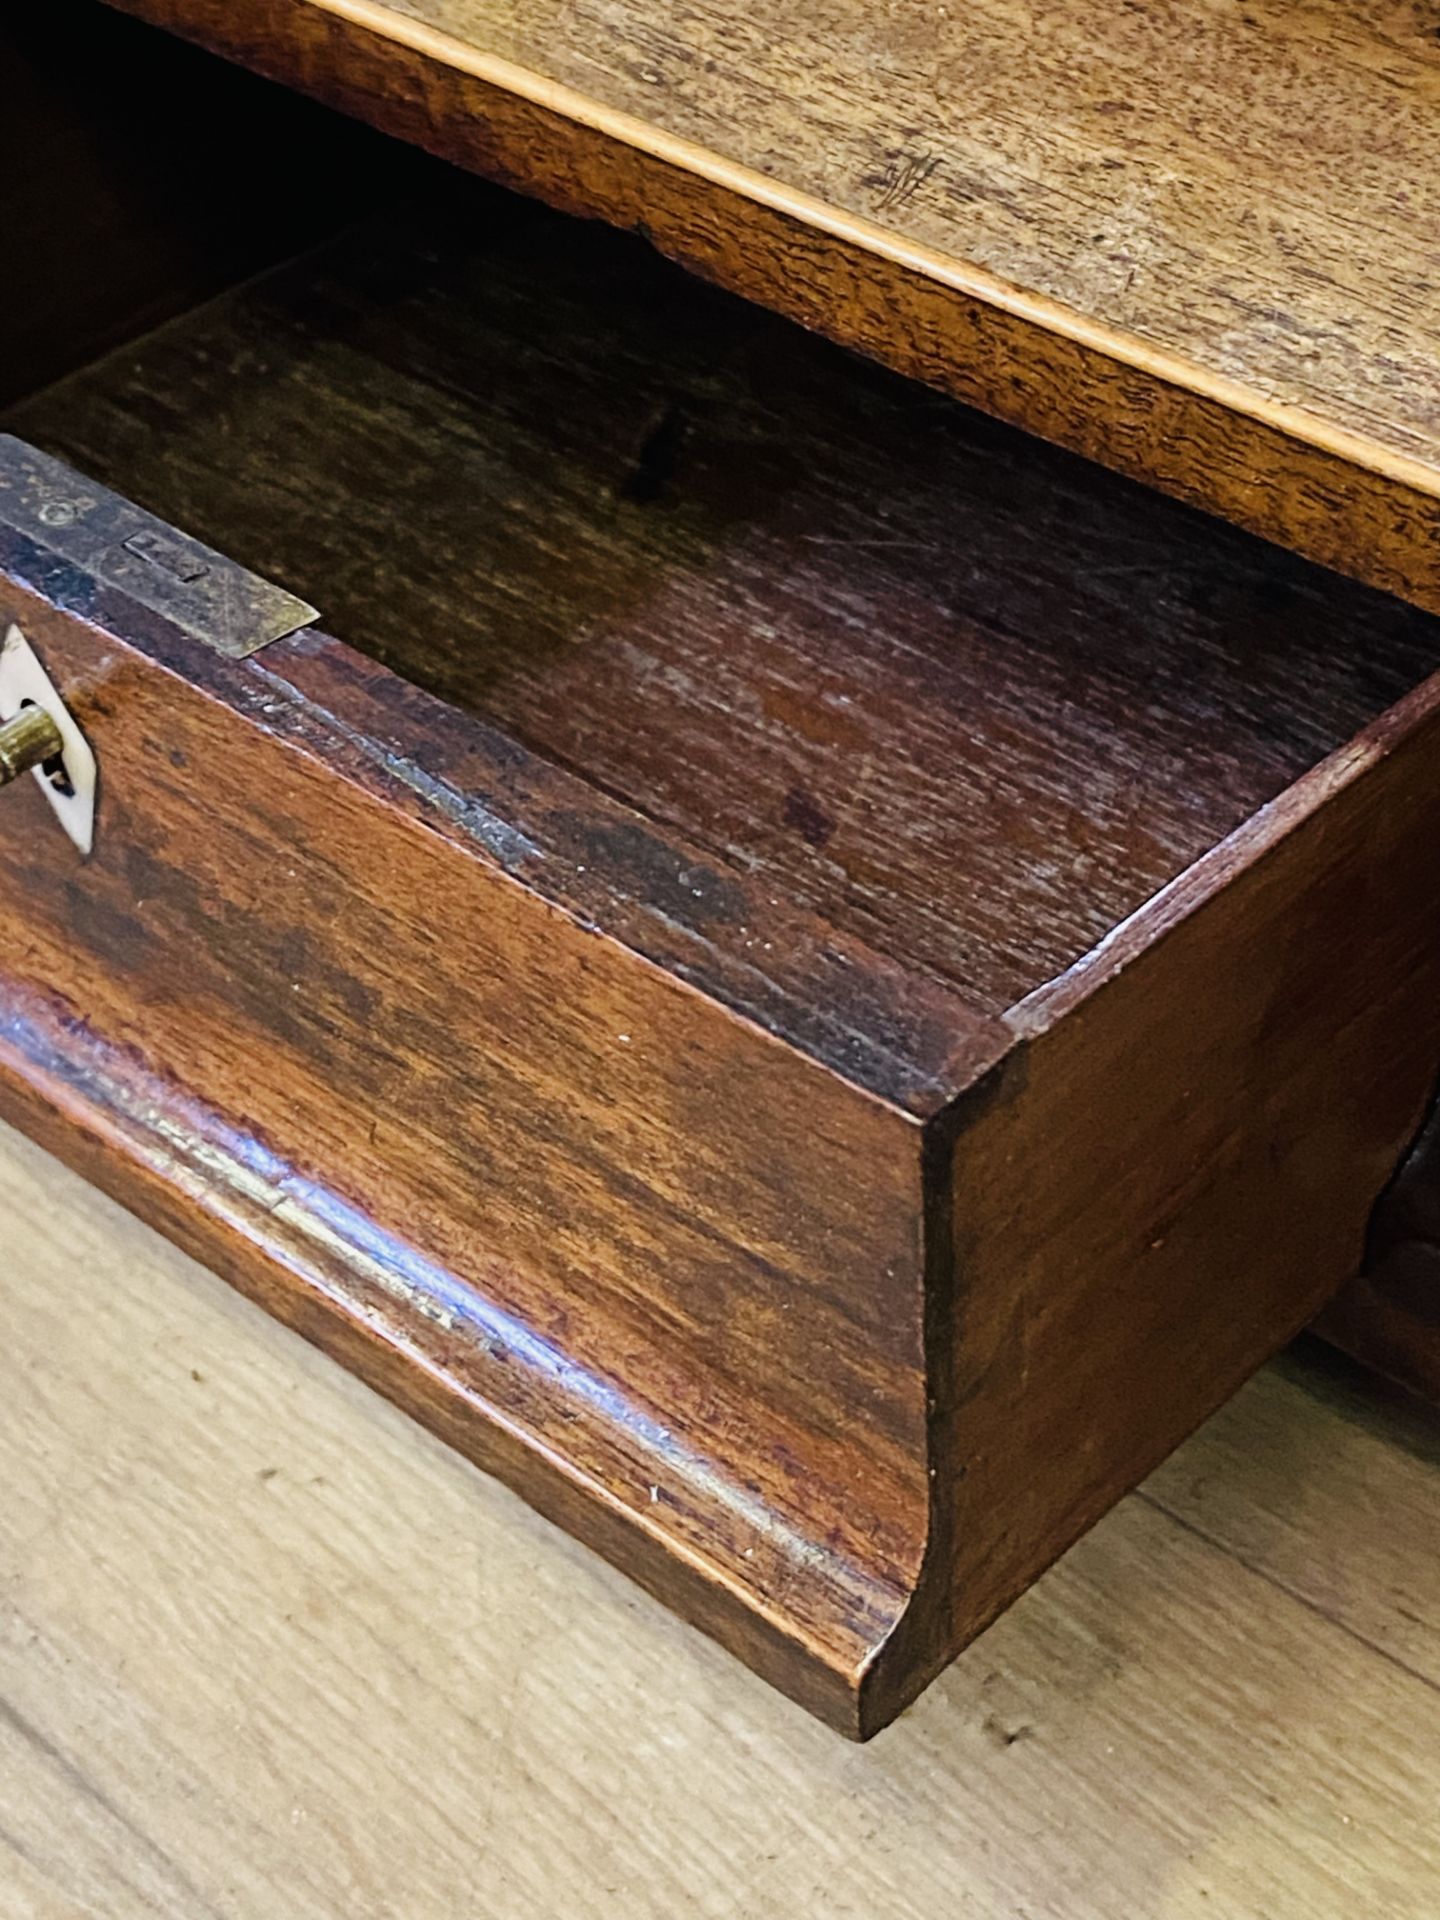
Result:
[98, 0, 1440, 612]
[930, 679, 1440, 1702]
[5, 147, 1440, 1727]
[0, 565, 943, 1733]
[4, 41, 1440, 1731]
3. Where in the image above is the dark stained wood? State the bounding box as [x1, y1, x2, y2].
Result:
[9, 192, 1440, 1019]
[4, 50, 1440, 1734]
[98, 0, 1440, 612]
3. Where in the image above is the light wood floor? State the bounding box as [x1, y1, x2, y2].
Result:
[3, 1119, 1439, 1919]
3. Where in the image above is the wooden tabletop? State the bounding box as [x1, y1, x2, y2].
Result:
[5, 1116, 1440, 1917]
[111, 0, 1440, 609]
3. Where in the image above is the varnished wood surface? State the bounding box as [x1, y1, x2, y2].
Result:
[13, 528, 1440, 1732]
[11, 187, 1440, 1017]
[940, 668, 1440, 1672]
[7, 1120, 1440, 1917]
[101, 0, 1440, 609]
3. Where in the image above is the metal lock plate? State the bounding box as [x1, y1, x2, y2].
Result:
[0, 436, 318, 660]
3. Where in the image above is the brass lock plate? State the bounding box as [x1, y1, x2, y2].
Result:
[0, 436, 318, 660]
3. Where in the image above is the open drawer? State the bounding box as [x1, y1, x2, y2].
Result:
[3, 2, 1439, 1737]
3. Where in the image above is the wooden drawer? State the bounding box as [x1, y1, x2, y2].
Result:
[2, 8, 1438, 1736]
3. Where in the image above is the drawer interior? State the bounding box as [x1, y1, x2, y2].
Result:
[7, 8, 1439, 1017]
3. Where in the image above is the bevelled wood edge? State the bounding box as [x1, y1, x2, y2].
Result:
[102, 0, 1440, 611]
[6, 532, 1436, 1737]
[1011, 667, 1440, 1041]
[0, 520, 1006, 1119]
[264, 632, 1012, 1117]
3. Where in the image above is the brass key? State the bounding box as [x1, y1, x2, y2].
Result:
[0, 627, 96, 855]
[0, 704, 64, 789]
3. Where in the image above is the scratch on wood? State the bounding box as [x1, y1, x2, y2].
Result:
[869, 151, 941, 215]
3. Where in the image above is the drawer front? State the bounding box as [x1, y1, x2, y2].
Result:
[0, 539, 941, 1733]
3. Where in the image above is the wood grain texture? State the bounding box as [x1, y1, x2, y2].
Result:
[926, 673, 1440, 1699]
[99, 0, 1440, 609]
[7, 1123, 1440, 1917]
[0, 547, 974, 1734]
